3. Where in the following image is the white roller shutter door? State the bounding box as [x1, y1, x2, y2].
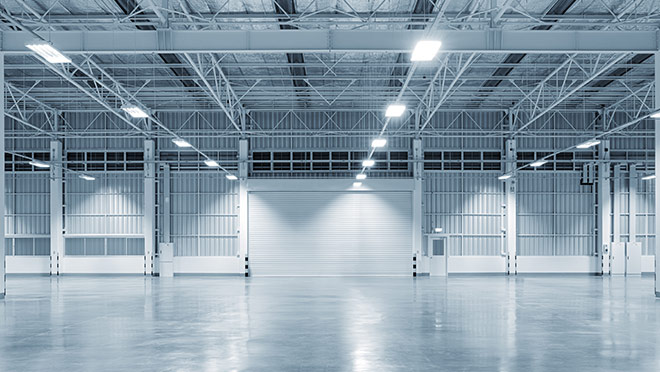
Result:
[249, 191, 412, 276]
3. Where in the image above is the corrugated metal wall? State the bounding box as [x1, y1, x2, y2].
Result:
[613, 170, 655, 255]
[5, 173, 50, 256]
[423, 172, 503, 256]
[517, 172, 595, 256]
[169, 172, 238, 256]
[64, 173, 144, 256]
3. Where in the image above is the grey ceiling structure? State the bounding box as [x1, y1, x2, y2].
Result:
[0, 0, 658, 148]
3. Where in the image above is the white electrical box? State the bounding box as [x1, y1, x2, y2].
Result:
[611, 242, 625, 275]
[626, 242, 642, 275]
[159, 243, 174, 277]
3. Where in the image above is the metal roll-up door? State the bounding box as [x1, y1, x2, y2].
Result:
[249, 191, 412, 276]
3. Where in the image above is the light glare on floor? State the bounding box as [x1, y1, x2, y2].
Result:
[411, 40, 442, 61]
[356, 174, 367, 180]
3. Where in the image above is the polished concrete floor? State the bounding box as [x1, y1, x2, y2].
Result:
[0, 275, 659, 372]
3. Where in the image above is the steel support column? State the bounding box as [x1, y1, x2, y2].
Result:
[49, 140, 63, 275]
[162, 164, 171, 244]
[629, 165, 637, 245]
[655, 52, 660, 297]
[505, 138, 517, 275]
[412, 137, 423, 262]
[0, 55, 5, 299]
[238, 139, 249, 274]
[598, 139, 611, 275]
[144, 140, 155, 276]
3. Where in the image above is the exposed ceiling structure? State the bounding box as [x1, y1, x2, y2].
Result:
[0, 0, 658, 142]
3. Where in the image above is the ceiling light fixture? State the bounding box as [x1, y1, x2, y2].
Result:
[642, 174, 656, 181]
[172, 138, 192, 148]
[371, 138, 387, 148]
[204, 159, 219, 168]
[121, 104, 149, 118]
[29, 160, 50, 168]
[651, 111, 660, 119]
[225, 174, 238, 180]
[25, 41, 71, 64]
[356, 174, 367, 180]
[385, 104, 406, 117]
[79, 174, 96, 181]
[362, 159, 375, 167]
[530, 160, 548, 167]
[498, 174, 512, 180]
[576, 139, 601, 149]
[411, 40, 442, 62]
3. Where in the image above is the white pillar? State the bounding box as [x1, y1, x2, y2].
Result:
[505, 138, 517, 275]
[0, 54, 5, 298]
[50, 140, 63, 275]
[655, 52, 660, 297]
[598, 139, 611, 275]
[162, 164, 171, 243]
[238, 138, 249, 276]
[629, 165, 637, 242]
[144, 140, 155, 276]
[412, 138, 423, 265]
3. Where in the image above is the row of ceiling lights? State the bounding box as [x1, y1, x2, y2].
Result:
[354, 40, 442, 186]
[21, 39, 660, 183]
[24, 40, 239, 181]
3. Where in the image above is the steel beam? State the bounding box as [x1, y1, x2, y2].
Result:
[144, 140, 155, 276]
[1, 30, 658, 54]
[0, 55, 5, 299]
[655, 52, 660, 297]
[505, 137, 517, 275]
[599, 139, 611, 275]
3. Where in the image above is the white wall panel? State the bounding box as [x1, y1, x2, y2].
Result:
[423, 172, 502, 256]
[249, 191, 412, 276]
[169, 172, 238, 256]
[517, 172, 595, 256]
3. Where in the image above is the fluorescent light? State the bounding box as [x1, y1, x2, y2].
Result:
[651, 111, 660, 119]
[79, 174, 95, 181]
[25, 41, 71, 64]
[362, 159, 375, 167]
[371, 138, 387, 148]
[576, 140, 601, 149]
[385, 104, 406, 117]
[121, 104, 149, 118]
[642, 174, 656, 181]
[411, 40, 442, 62]
[498, 174, 511, 180]
[204, 159, 219, 167]
[353, 182, 362, 187]
[29, 160, 50, 168]
[172, 138, 192, 148]
[225, 174, 238, 180]
[434, 227, 443, 233]
[530, 160, 548, 167]
[356, 174, 367, 180]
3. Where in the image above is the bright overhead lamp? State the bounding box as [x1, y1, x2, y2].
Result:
[356, 174, 367, 180]
[642, 174, 656, 181]
[353, 182, 362, 187]
[79, 174, 95, 181]
[371, 138, 387, 148]
[530, 160, 548, 167]
[434, 227, 443, 233]
[29, 160, 50, 168]
[411, 40, 442, 62]
[25, 41, 71, 64]
[121, 104, 149, 118]
[225, 174, 238, 181]
[576, 139, 601, 149]
[650, 111, 660, 119]
[172, 138, 192, 148]
[362, 159, 375, 167]
[498, 174, 512, 180]
[204, 159, 219, 168]
[385, 104, 406, 117]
